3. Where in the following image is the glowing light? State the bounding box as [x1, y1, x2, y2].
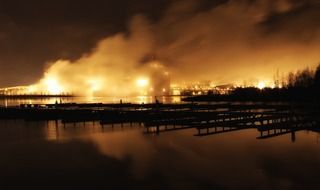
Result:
[137, 96, 152, 104]
[44, 77, 63, 94]
[257, 81, 266, 90]
[136, 78, 149, 88]
[28, 85, 36, 93]
[172, 90, 181, 96]
[87, 79, 101, 92]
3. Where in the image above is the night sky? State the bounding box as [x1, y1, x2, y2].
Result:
[0, 0, 319, 88]
[0, 0, 168, 86]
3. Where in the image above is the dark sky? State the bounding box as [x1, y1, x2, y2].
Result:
[0, 0, 319, 88]
[0, 0, 173, 86]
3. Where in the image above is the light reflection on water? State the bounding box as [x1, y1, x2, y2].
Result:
[0, 96, 182, 106]
[0, 120, 320, 189]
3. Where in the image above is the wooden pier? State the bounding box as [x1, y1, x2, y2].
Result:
[0, 102, 319, 139]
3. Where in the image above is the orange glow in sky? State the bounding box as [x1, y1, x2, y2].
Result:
[257, 81, 266, 90]
[136, 78, 149, 88]
[43, 77, 64, 95]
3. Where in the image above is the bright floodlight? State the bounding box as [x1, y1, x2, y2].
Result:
[136, 78, 149, 88]
[257, 81, 266, 90]
[45, 77, 63, 94]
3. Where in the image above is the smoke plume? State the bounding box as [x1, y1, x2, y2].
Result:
[35, 0, 320, 95]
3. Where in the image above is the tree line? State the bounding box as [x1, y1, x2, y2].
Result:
[184, 64, 320, 102]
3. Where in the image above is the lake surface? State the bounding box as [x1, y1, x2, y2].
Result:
[1, 119, 320, 189]
[0, 96, 182, 107]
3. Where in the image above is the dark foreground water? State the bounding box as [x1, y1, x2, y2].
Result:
[0, 120, 320, 190]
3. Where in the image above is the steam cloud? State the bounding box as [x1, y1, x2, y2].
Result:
[35, 0, 320, 95]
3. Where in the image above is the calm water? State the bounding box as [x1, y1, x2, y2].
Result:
[0, 96, 182, 107]
[1, 119, 320, 189]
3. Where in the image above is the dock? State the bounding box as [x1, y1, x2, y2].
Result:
[0, 102, 319, 139]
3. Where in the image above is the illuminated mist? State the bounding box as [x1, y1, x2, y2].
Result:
[32, 0, 320, 96]
[32, 17, 170, 96]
